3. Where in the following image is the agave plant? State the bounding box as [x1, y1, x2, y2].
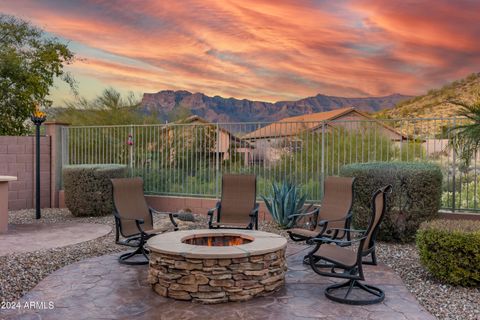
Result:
[261, 181, 307, 229]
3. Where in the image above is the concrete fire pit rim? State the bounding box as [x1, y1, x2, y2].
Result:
[147, 229, 287, 259]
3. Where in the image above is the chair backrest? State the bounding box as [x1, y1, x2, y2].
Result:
[219, 174, 256, 224]
[361, 185, 392, 253]
[318, 176, 355, 230]
[111, 177, 153, 237]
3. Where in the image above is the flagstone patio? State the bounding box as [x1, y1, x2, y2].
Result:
[2, 244, 433, 320]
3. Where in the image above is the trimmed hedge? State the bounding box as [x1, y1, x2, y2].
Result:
[416, 219, 480, 286]
[63, 164, 128, 217]
[340, 162, 442, 242]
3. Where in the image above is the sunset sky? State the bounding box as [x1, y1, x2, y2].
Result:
[1, 0, 479, 104]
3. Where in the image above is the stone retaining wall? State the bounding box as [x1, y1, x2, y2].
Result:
[148, 248, 287, 303]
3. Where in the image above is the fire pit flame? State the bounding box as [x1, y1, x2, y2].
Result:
[183, 235, 252, 247]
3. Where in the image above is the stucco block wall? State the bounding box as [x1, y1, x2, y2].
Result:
[0, 136, 51, 210]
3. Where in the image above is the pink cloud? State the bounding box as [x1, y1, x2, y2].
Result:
[1, 0, 479, 102]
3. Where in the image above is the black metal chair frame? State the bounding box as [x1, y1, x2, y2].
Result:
[113, 206, 178, 265]
[306, 185, 392, 305]
[288, 177, 355, 239]
[288, 178, 356, 264]
[208, 201, 259, 230]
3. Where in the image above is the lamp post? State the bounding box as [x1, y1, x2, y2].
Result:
[31, 104, 47, 219]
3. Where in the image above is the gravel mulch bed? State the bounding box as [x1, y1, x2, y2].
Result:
[376, 242, 480, 320]
[1, 209, 479, 320]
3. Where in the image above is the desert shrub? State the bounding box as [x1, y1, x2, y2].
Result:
[416, 219, 480, 286]
[63, 164, 128, 217]
[340, 162, 442, 242]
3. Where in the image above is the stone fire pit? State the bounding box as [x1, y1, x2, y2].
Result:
[147, 229, 287, 304]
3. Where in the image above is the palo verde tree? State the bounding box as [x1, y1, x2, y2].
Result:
[0, 14, 76, 135]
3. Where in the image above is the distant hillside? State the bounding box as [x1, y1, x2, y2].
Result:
[141, 91, 411, 123]
[378, 73, 480, 119]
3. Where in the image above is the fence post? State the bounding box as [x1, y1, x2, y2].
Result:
[452, 118, 456, 212]
[45, 121, 70, 208]
[129, 125, 134, 177]
[321, 121, 325, 198]
[62, 127, 69, 167]
[215, 123, 220, 197]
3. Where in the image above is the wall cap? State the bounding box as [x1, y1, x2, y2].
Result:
[44, 121, 70, 126]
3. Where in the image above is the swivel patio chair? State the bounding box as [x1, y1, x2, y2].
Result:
[306, 185, 392, 305]
[111, 177, 178, 265]
[287, 177, 363, 262]
[208, 174, 259, 230]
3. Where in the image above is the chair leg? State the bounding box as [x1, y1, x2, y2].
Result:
[362, 250, 377, 265]
[325, 279, 385, 305]
[118, 245, 150, 265]
[118, 247, 149, 265]
[302, 243, 321, 264]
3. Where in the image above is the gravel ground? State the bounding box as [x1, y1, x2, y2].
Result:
[376, 242, 480, 320]
[1, 209, 479, 320]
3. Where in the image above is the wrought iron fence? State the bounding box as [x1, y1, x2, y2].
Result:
[61, 117, 479, 212]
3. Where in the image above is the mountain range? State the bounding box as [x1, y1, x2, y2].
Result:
[141, 91, 412, 123]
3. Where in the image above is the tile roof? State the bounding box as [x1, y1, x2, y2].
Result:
[243, 107, 355, 139]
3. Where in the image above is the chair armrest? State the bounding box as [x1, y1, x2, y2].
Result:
[150, 208, 179, 231]
[113, 210, 145, 225]
[328, 227, 366, 234]
[327, 227, 365, 241]
[306, 234, 367, 246]
[208, 202, 221, 215]
[317, 212, 352, 227]
[300, 212, 352, 239]
[208, 202, 221, 228]
[288, 207, 319, 219]
[113, 213, 147, 235]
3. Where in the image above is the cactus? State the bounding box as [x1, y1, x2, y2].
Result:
[261, 181, 307, 229]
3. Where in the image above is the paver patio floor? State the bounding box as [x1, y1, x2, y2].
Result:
[0, 223, 111, 256]
[2, 244, 434, 320]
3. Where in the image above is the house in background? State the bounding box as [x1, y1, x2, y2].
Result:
[242, 107, 407, 164]
[174, 115, 254, 165]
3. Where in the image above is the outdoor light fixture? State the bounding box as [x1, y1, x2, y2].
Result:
[31, 104, 47, 219]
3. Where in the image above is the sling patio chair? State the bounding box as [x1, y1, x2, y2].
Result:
[208, 174, 259, 230]
[287, 177, 363, 262]
[306, 185, 392, 305]
[111, 177, 178, 265]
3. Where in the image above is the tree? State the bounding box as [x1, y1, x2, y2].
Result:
[449, 94, 480, 166]
[54, 88, 160, 125]
[0, 14, 75, 135]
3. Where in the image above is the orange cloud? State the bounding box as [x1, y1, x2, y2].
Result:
[1, 0, 479, 103]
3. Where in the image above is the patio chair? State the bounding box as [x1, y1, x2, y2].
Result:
[287, 177, 363, 262]
[111, 177, 178, 265]
[306, 185, 392, 305]
[208, 174, 259, 230]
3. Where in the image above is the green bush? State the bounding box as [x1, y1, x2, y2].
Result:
[340, 162, 442, 242]
[416, 219, 480, 286]
[63, 164, 128, 217]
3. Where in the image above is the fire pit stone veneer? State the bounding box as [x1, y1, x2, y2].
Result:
[147, 229, 287, 304]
